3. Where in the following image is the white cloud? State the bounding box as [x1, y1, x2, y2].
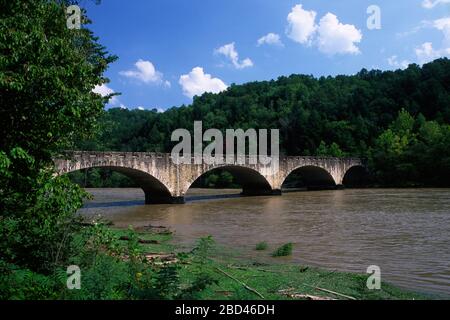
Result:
[137, 106, 145, 111]
[415, 42, 450, 64]
[433, 17, 450, 47]
[119, 59, 166, 84]
[179, 67, 228, 98]
[422, 0, 450, 9]
[286, 4, 317, 45]
[387, 55, 410, 69]
[215, 43, 253, 69]
[285, 5, 362, 55]
[93, 83, 114, 96]
[257, 33, 284, 47]
[412, 17, 450, 64]
[119, 104, 128, 110]
[317, 13, 362, 55]
[92, 84, 118, 104]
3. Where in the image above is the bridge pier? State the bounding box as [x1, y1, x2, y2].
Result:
[144, 192, 185, 205]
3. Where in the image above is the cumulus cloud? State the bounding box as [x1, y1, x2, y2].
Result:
[433, 17, 450, 47]
[422, 0, 450, 9]
[119, 59, 167, 85]
[415, 42, 450, 64]
[215, 43, 253, 69]
[285, 4, 362, 55]
[413, 18, 450, 64]
[92, 84, 118, 104]
[316, 13, 362, 55]
[387, 55, 410, 69]
[286, 4, 317, 45]
[257, 33, 284, 47]
[179, 67, 228, 98]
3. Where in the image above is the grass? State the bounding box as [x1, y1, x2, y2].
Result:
[110, 227, 433, 300]
[272, 243, 293, 257]
[255, 241, 268, 251]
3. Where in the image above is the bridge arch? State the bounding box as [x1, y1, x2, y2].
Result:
[61, 166, 174, 204]
[183, 164, 274, 197]
[281, 165, 337, 190]
[342, 165, 369, 187]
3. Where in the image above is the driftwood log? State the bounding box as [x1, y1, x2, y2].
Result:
[278, 288, 335, 300]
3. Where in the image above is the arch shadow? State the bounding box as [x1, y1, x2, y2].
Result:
[282, 165, 336, 191]
[64, 166, 176, 204]
[342, 165, 370, 187]
[186, 165, 275, 197]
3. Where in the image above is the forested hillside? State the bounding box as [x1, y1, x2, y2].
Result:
[75, 58, 450, 187]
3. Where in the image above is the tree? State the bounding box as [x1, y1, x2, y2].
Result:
[0, 0, 116, 272]
[369, 109, 450, 186]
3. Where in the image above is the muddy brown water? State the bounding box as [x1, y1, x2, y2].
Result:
[79, 188, 450, 296]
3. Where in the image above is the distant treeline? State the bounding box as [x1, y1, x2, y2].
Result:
[74, 58, 450, 187]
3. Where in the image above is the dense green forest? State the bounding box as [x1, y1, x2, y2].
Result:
[73, 59, 450, 187]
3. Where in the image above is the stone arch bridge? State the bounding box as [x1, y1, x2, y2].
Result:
[54, 151, 366, 204]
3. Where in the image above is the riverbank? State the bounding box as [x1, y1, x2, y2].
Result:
[82, 188, 450, 296]
[110, 226, 431, 300]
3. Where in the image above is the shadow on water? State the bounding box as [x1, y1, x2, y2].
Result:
[83, 192, 243, 208]
[83, 200, 145, 208]
[185, 193, 242, 202]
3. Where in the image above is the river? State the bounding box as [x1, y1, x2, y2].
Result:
[79, 188, 450, 296]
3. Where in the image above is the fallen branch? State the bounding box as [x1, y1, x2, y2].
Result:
[293, 294, 334, 300]
[215, 267, 265, 299]
[304, 284, 356, 300]
[278, 288, 335, 300]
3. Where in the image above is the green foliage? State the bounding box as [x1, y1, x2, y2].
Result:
[369, 109, 450, 186]
[192, 236, 216, 265]
[1, 0, 116, 161]
[255, 242, 268, 251]
[0, 170, 88, 273]
[202, 170, 236, 188]
[0, 263, 59, 300]
[272, 243, 293, 257]
[0, 0, 116, 274]
[316, 141, 346, 157]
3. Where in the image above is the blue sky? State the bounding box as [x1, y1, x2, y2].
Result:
[85, 0, 450, 111]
